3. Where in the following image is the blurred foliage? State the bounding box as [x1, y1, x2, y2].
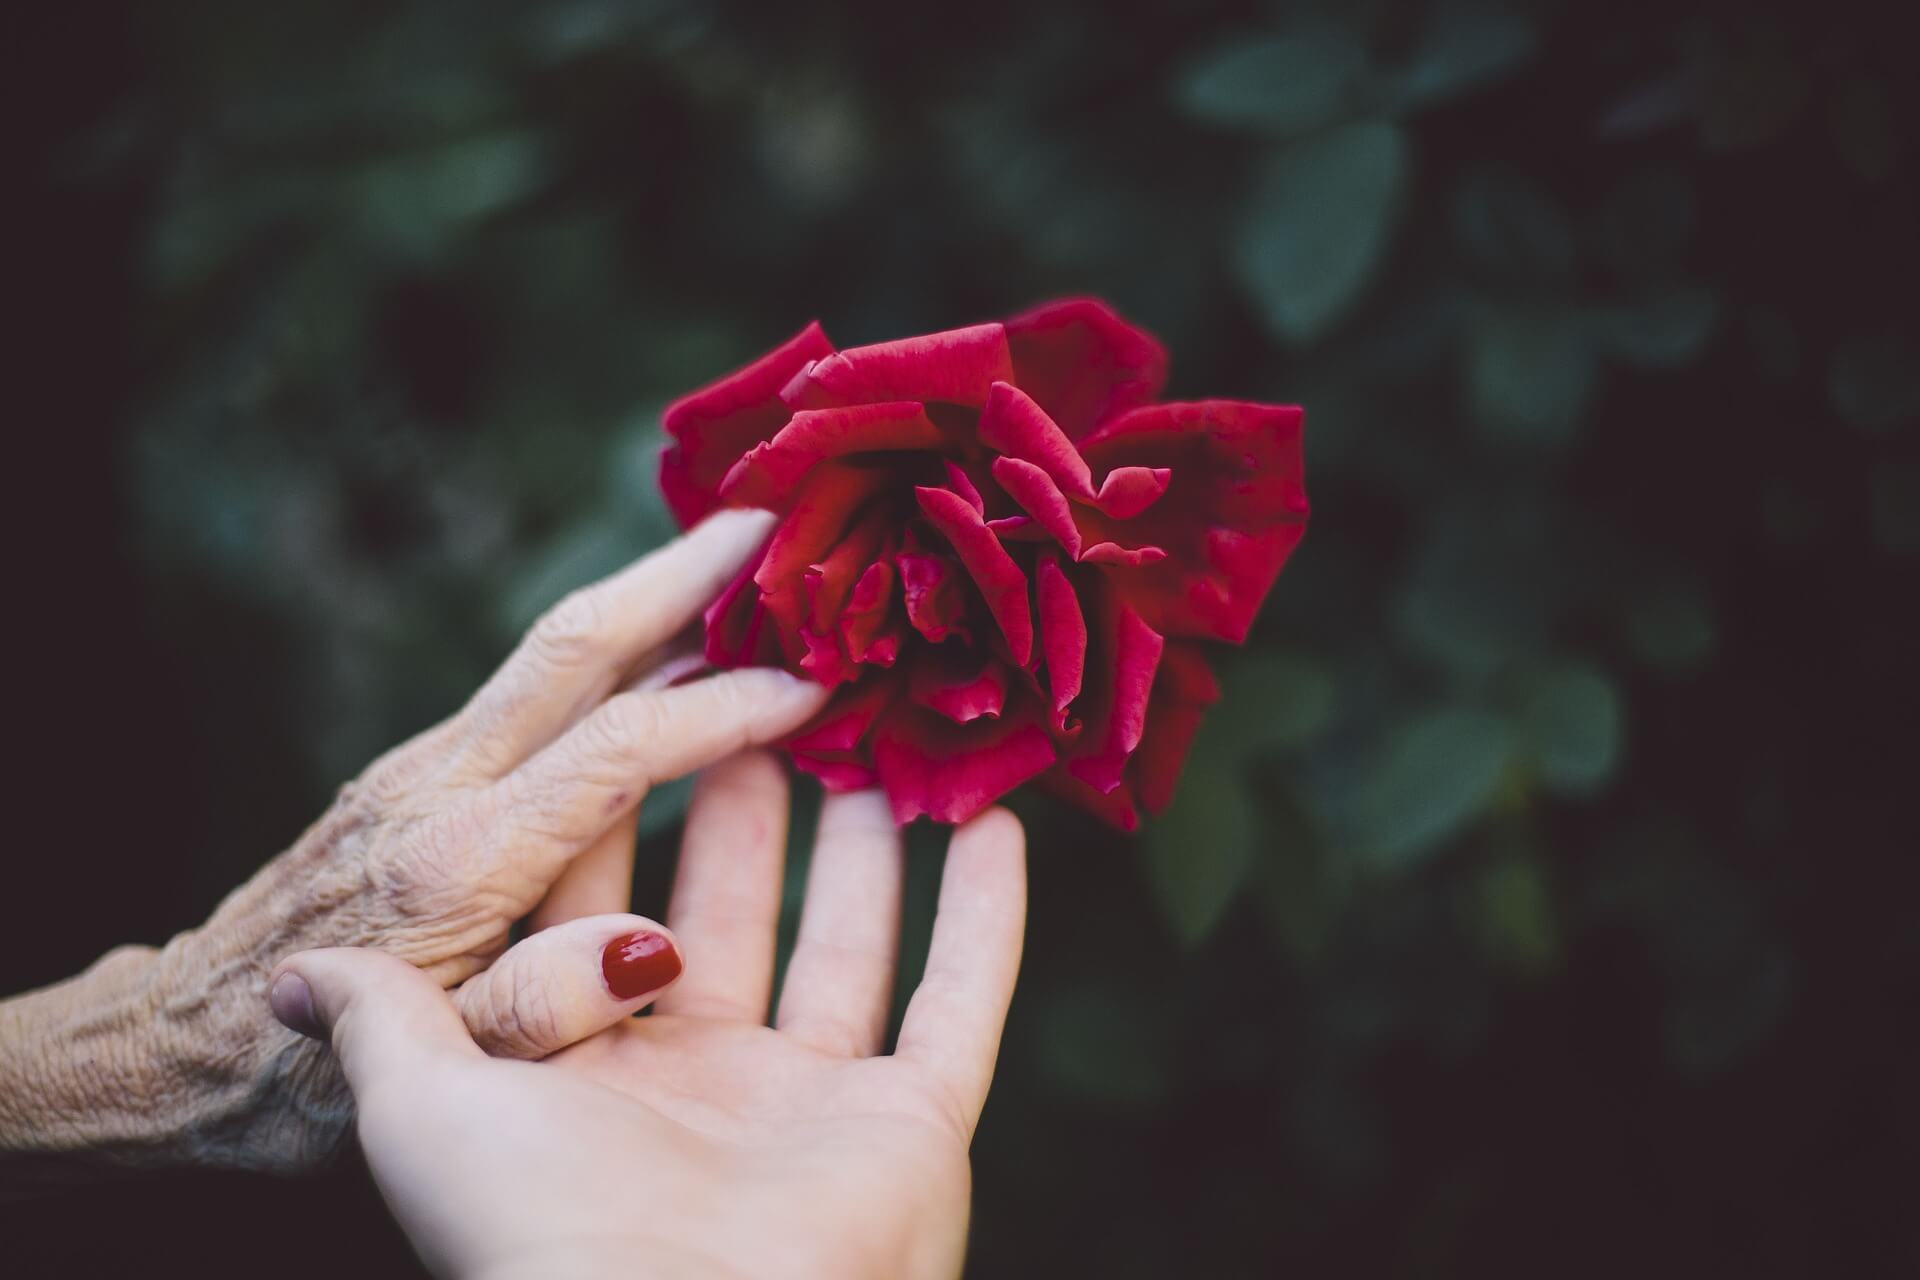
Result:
[18, 0, 1920, 1274]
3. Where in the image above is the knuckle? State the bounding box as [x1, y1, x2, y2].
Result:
[528, 588, 609, 669]
[484, 961, 563, 1058]
[494, 769, 572, 840]
[701, 675, 759, 721]
[380, 811, 481, 914]
[586, 697, 661, 769]
[804, 1015, 880, 1060]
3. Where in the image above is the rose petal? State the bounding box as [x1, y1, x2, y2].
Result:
[1035, 767, 1141, 832]
[1035, 554, 1086, 732]
[660, 321, 836, 527]
[1043, 646, 1216, 828]
[719, 402, 947, 508]
[790, 674, 897, 752]
[1064, 592, 1164, 794]
[1076, 401, 1307, 643]
[914, 485, 1034, 667]
[703, 538, 774, 667]
[1089, 465, 1171, 520]
[895, 542, 971, 643]
[1110, 523, 1303, 644]
[837, 558, 898, 664]
[977, 381, 1095, 496]
[783, 323, 1014, 409]
[943, 459, 985, 514]
[799, 626, 859, 686]
[1154, 638, 1222, 704]
[873, 700, 1057, 824]
[1132, 642, 1219, 815]
[803, 513, 890, 633]
[1079, 541, 1168, 566]
[754, 465, 890, 637]
[978, 382, 1171, 520]
[908, 649, 1009, 723]
[990, 455, 1084, 558]
[1004, 298, 1168, 441]
[1078, 400, 1307, 530]
[860, 630, 903, 667]
[791, 756, 882, 791]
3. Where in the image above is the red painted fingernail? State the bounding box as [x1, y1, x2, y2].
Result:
[601, 931, 683, 1000]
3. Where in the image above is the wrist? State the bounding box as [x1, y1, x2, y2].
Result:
[132, 919, 353, 1173]
[0, 918, 351, 1188]
[0, 944, 169, 1190]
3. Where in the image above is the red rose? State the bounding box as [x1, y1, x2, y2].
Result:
[659, 298, 1308, 828]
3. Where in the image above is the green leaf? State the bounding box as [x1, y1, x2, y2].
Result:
[1393, 503, 1556, 679]
[1144, 654, 1333, 948]
[1450, 171, 1574, 282]
[1474, 852, 1558, 975]
[1142, 734, 1255, 947]
[1829, 332, 1920, 436]
[1249, 783, 1334, 963]
[1467, 305, 1598, 446]
[1176, 28, 1368, 136]
[353, 131, 549, 256]
[1592, 287, 1720, 367]
[1520, 661, 1623, 796]
[1213, 651, 1337, 751]
[1349, 708, 1513, 869]
[1391, 5, 1537, 110]
[1235, 121, 1408, 345]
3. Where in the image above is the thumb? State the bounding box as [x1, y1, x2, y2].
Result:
[454, 914, 684, 1060]
[270, 948, 482, 1092]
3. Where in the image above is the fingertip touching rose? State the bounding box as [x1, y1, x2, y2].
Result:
[659, 298, 1307, 829]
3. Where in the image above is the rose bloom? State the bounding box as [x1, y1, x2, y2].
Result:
[659, 298, 1307, 828]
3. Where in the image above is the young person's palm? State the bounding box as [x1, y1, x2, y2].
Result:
[284, 754, 1025, 1280]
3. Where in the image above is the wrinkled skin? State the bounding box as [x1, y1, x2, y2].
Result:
[660, 297, 1309, 830]
[0, 512, 828, 1178]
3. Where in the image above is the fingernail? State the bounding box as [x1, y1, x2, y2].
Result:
[601, 930, 683, 1000]
[269, 972, 323, 1039]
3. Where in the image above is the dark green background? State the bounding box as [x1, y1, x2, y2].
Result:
[9, 0, 1918, 1275]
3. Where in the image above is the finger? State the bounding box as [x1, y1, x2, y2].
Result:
[895, 808, 1027, 1135]
[269, 948, 482, 1093]
[653, 752, 790, 1021]
[529, 809, 638, 931]
[478, 667, 827, 888]
[773, 790, 906, 1057]
[525, 645, 724, 931]
[456, 509, 776, 775]
[453, 915, 683, 1059]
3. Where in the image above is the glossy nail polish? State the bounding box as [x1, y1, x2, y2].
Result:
[601, 931, 683, 1000]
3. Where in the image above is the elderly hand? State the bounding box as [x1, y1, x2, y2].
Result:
[272, 759, 1026, 1280]
[0, 511, 828, 1180]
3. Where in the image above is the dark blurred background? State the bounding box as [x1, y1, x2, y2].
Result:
[8, 0, 1919, 1275]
